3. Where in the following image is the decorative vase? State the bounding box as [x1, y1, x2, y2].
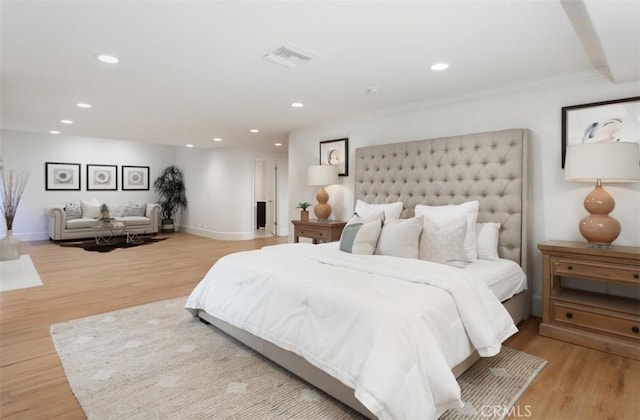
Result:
[0, 230, 21, 261]
[300, 210, 309, 222]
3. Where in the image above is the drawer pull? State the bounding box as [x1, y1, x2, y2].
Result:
[565, 312, 573, 319]
[632, 326, 639, 334]
[567, 265, 573, 270]
[634, 274, 639, 279]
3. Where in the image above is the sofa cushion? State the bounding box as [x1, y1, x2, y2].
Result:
[80, 199, 101, 219]
[114, 216, 151, 226]
[124, 203, 146, 217]
[64, 202, 82, 220]
[66, 218, 99, 229]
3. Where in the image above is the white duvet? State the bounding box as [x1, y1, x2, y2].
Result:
[185, 243, 518, 420]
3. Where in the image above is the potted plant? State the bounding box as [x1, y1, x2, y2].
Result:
[153, 165, 187, 233]
[97, 203, 115, 227]
[296, 202, 312, 221]
[0, 167, 29, 261]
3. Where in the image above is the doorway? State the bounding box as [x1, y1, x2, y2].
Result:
[253, 159, 278, 238]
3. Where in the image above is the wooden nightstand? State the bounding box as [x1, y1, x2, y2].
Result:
[291, 219, 346, 244]
[538, 240, 640, 360]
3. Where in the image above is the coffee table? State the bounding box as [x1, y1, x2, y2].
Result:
[92, 224, 127, 245]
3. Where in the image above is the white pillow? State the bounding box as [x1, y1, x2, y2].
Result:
[476, 222, 500, 260]
[355, 200, 403, 220]
[420, 216, 467, 268]
[339, 217, 382, 255]
[375, 216, 423, 259]
[80, 198, 100, 219]
[415, 200, 479, 261]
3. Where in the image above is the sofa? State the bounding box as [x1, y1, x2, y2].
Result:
[48, 200, 160, 241]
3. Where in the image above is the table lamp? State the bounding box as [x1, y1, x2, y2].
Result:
[307, 164, 338, 221]
[564, 142, 640, 248]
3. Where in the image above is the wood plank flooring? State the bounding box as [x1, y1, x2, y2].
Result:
[1, 233, 638, 419]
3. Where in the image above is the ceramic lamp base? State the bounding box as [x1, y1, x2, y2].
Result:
[579, 182, 620, 247]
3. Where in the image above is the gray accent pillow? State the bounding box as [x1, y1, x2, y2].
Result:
[64, 202, 82, 220]
[339, 218, 382, 255]
[419, 216, 467, 268]
[124, 203, 146, 217]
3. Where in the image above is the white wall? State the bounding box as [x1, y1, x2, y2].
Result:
[288, 73, 640, 317]
[175, 146, 288, 240]
[0, 129, 176, 240]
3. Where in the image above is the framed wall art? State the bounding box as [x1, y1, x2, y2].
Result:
[561, 96, 640, 168]
[45, 162, 81, 191]
[87, 164, 117, 191]
[122, 165, 150, 190]
[319, 137, 349, 176]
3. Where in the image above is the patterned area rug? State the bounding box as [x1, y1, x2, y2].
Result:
[57, 236, 167, 253]
[50, 297, 546, 420]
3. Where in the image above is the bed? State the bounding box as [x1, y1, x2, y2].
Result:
[186, 128, 531, 419]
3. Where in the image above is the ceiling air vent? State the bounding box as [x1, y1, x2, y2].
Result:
[263, 44, 315, 68]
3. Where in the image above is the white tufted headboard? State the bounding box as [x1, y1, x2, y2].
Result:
[355, 129, 529, 270]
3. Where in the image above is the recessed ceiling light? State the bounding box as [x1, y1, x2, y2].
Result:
[186, 144, 194, 148]
[367, 87, 380, 95]
[97, 54, 119, 64]
[291, 102, 304, 108]
[430, 63, 449, 71]
[49, 130, 61, 134]
[213, 138, 222, 142]
[60, 119, 74, 124]
[249, 129, 259, 133]
[275, 143, 282, 147]
[76, 103, 92, 108]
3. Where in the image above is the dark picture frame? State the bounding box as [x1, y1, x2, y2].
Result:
[122, 165, 150, 190]
[87, 164, 117, 191]
[45, 162, 81, 191]
[561, 96, 640, 168]
[319, 138, 349, 176]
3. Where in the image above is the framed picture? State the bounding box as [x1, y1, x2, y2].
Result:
[87, 164, 117, 191]
[561, 96, 640, 168]
[122, 166, 150, 190]
[319, 138, 349, 176]
[45, 162, 81, 191]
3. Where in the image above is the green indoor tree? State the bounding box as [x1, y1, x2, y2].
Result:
[153, 165, 187, 233]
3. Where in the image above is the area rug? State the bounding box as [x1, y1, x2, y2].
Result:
[57, 236, 167, 253]
[0, 254, 43, 292]
[50, 297, 546, 420]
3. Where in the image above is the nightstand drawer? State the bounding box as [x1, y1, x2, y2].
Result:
[551, 301, 640, 341]
[296, 227, 326, 240]
[553, 257, 640, 285]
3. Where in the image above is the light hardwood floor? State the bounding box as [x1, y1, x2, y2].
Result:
[1, 233, 638, 419]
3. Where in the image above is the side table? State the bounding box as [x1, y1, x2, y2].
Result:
[291, 219, 346, 244]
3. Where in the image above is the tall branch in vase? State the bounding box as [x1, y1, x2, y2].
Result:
[1, 168, 30, 231]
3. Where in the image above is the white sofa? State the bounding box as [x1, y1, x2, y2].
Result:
[48, 203, 160, 241]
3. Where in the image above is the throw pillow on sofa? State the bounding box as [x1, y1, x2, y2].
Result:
[80, 198, 100, 219]
[124, 202, 146, 217]
[64, 202, 82, 220]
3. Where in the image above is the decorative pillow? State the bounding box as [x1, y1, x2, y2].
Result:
[339, 218, 382, 255]
[64, 202, 82, 220]
[415, 200, 479, 261]
[420, 216, 467, 268]
[375, 216, 423, 259]
[80, 198, 100, 219]
[476, 222, 500, 260]
[110, 205, 126, 218]
[354, 200, 403, 220]
[124, 202, 146, 217]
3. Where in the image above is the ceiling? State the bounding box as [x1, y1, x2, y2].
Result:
[1, 0, 638, 151]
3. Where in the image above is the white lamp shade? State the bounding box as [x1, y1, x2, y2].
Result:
[307, 164, 338, 186]
[564, 142, 640, 183]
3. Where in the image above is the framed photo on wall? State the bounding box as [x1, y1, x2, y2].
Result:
[87, 164, 117, 191]
[122, 165, 150, 190]
[319, 137, 349, 176]
[45, 162, 81, 190]
[561, 96, 640, 168]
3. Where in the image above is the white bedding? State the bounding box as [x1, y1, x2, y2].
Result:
[185, 243, 518, 420]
